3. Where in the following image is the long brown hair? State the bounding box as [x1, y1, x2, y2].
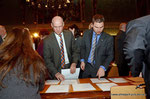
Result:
[0, 28, 46, 87]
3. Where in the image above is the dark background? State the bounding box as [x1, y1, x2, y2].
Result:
[0, 0, 150, 25]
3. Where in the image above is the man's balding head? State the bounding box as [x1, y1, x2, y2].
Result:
[119, 23, 127, 32]
[51, 16, 64, 35]
[0, 25, 6, 38]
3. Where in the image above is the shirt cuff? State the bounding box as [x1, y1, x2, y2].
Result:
[100, 65, 106, 71]
[80, 59, 84, 62]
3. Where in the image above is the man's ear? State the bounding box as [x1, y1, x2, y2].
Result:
[51, 23, 53, 28]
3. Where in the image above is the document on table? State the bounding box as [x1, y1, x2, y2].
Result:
[61, 68, 80, 79]
[90, 78, 109, 83]
[96, 83, 117, 91]
[45, 80, 60, 85]
[46, 85, 69, 93]
[72, 83, 96, 91]
[108, 78, 128, 83]
[60, 79, 78, 85]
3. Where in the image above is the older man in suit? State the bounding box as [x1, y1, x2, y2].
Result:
[43, 16, 79, 81]
[80, 14, 114, 79]
[124, 15, 150, 98]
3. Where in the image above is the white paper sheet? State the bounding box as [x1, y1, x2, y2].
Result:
[90, 78, 109, 83]
[72, 83, 96, 91]
[96, 83, 117, 91]
[108, 78, 128, 83]
[61, 68, 80, 79]
[46, 85, 69, 93]
[45, 80, 60, 85]
[60, 79, 78, 85]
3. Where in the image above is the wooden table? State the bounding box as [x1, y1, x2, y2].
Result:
[40, 77, 144, 99]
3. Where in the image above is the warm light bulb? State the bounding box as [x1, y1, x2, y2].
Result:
[66, 0, 70, 3]
[26, 0, 30, 2]
[33, 32, 39, 38]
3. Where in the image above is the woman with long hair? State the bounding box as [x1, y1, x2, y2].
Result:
[0, 28, 46, 99]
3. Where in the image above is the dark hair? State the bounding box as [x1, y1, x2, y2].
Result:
[92, 14, 105, 24]
[0, 27, 46, 87]
[68, 24, 81, 38]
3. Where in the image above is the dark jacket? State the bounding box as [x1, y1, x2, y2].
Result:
[81, 29, 114, 75]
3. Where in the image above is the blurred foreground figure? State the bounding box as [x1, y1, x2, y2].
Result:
[124, 15, 150, 98]
[0, 28, 46, 99]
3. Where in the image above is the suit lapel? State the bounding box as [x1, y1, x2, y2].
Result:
[89, 29, 93, 49]
[52, 32, 61, 53]
[63, 31, 69, 50]
[96, 32, 105, 48]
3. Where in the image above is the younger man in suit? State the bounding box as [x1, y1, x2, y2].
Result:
[43, 16, 79, 81]
[80, 14, 114, 79]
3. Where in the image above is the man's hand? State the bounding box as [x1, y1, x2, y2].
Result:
[80, 62, 85, 70]
[139, 72, 142, 77]
[96, 67, 105, 79]
[70, 63, 76, 74]
[55, 72, 65, 81]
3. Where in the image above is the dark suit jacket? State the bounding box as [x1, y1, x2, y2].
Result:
[43, 30, 79, 79]
[81, 29, 114, 74]
[124, 15, 150, 98]
[115, 30, 129, 76]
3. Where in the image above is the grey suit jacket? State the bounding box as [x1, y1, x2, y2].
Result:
[81, 29, 114, 72]
[124, 15, 150, 76]
[123, 15, 150, 98]
[43, 30, 79, 79]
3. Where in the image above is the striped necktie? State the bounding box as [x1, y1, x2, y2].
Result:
[91, 33, 97, 65]
[59, 34, 65, 68]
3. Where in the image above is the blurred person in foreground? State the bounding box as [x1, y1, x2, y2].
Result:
[43, 16, 79, 81]
[0, 28, 46, 99]
[115, 22, 129, 76]
[124, 15, 150, 98]
[80, 14, 114, 79]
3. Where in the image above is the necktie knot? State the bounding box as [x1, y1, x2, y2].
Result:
[59, 34, 62, 37]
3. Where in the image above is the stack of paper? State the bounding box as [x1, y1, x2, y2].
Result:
[90, 78, 109, 83]
[46, 85, 69, 93]
[61, 68, 80, 79]
[72, 83, 96, 91]
[60, 79, 78, 85]
[108, 78, 128, 83]
[96, 83, 117, 91]
[45, 80, 60, 85]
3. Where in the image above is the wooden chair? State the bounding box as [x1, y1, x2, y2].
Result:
[111, 85, 146, 99]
